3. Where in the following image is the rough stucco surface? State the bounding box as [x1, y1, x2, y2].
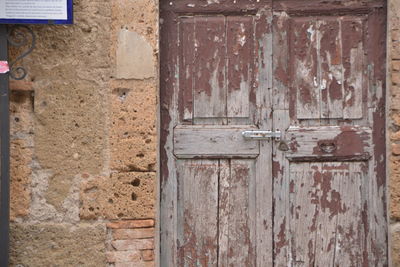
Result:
[390, 0, 400, 265]
[10, 223, 106, 266]
[8, 0, 158, 265]
[5, 0, 400, 266]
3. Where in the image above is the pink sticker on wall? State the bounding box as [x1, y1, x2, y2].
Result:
[0, 61, 9, 74]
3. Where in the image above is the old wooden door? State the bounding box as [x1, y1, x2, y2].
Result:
[160, 0, 387, 266]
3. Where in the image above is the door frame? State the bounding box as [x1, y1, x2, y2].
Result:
[155, 1, 391, 266]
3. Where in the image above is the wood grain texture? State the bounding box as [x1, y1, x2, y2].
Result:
[285, 126, 372, 161]
[159, 8, 179, 267]
[342, 17, 364, 119]
[226, 16, 253, 118]
[193, 16, 227, 119]
[219, 160, 256, 266]
[161, 1, 387, 266]
[292, 17, 320, 119]
[173, 125, 259, 158]
[272, 2, 387, 266]
[179, 17, 195, 122]
[177, 160, 219, 266]
[288, 162, 365, 266]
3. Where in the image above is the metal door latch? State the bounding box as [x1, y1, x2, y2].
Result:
[242, 130, 281, 140]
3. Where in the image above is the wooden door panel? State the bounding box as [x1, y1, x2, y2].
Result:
[176, 159, 257, 267]
[161, 2, 273, 266]
[272, 1, 387, 266]
[288, 162, 365, 266]
[177, 159, 219, 266]
[219, 159, 256, 266]
[290, 15, 366, 120]
[161, 1, 387, 266]
[177, 15, 258, 124]
[173, 125, 260, 159]
[192, 16, 227, 119]
[285, 126, 372, 162]
[226, 16, 254, 118]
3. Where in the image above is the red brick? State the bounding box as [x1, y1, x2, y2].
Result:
[111, 239, 154, 251]
[113, 228, 154, 240]
[141, 249, 154, 261]
[106, 251, 141, 263]
[393, 72, 400, 85]
[107, 219, 155, 229]
[393, 60, 400, 72]
[115, 262, 154, 267]
[393, 144, 400, 155]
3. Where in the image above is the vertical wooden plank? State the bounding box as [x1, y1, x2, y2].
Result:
[159, 8, 179, 267]
[272, 110, 290, 267]
[318, 19, 343, 119]
[255, 10, 274, 267]
[193, 16, 227, 119]
[226, 16, 253, 118]
[218, 159, 229, 267]
[342, 18, 364, 119]
[272, 11, 290, 266]
[273, 12, 290, 111]
[333, 163, 363, 266]
[177, 159, 219, 267]
[289, 163, 319, 266]
[179, 17, 195, 122]
[292, 18, 320, 119]
[219, 159, 257, 267]
[366, 7, 387, 266]
[314, 163, 344, 266]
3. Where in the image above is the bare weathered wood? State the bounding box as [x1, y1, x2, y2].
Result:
[365, 7, 388, 265]
[289, 163, 319, 266]
[226, 16, 253, 118]
[159, 8, 179, 267]
[292, 17, 320, 119]
[173, 125, 259, 158]
[254, 9, 274, 267]
[272, 109, 291, 267]
[273, 0, 384, 14]
[342, 17, 364, 119]
[333, 163, 364, 266]
[272, 12, 290, 111]
[218, 160, 256, 266]
[285, 126, 372, 161]
[319, 19, 343, 119]
[272, 2, 387, 266]
[179, 17, 195, 122]
[289, 162, 366, 266]
[176, 160, 219, 266]
[193, 16, 227, 119]
[161, 1, 387, 266]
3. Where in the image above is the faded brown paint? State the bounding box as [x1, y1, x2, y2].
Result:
[160, 0, 387, 266]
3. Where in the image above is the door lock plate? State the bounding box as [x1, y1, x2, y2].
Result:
[242, 130, 281, 140]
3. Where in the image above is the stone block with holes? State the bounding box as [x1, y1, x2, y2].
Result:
[80, 172, 155, 220]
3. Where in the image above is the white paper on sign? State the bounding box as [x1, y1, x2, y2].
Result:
[0, 0, 68, 20]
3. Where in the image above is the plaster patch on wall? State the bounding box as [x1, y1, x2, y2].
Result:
[116, 29, 155, 79]
[29, 164, 80, 223]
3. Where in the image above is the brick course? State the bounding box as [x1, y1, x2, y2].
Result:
[107, 220, 155, 266]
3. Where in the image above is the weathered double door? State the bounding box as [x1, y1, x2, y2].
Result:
[160, 0, 387, 266]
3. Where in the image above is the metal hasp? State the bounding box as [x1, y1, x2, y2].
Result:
[242, 130, 282, 140]
[0, 24, 10, 267]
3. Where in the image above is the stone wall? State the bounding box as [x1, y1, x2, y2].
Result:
[8, 0, 158, 266]
[390, 0, 400, 265]
[6, 0, 400, 266]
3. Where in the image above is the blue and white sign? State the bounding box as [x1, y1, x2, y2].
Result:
[0, 0, 73, 24]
